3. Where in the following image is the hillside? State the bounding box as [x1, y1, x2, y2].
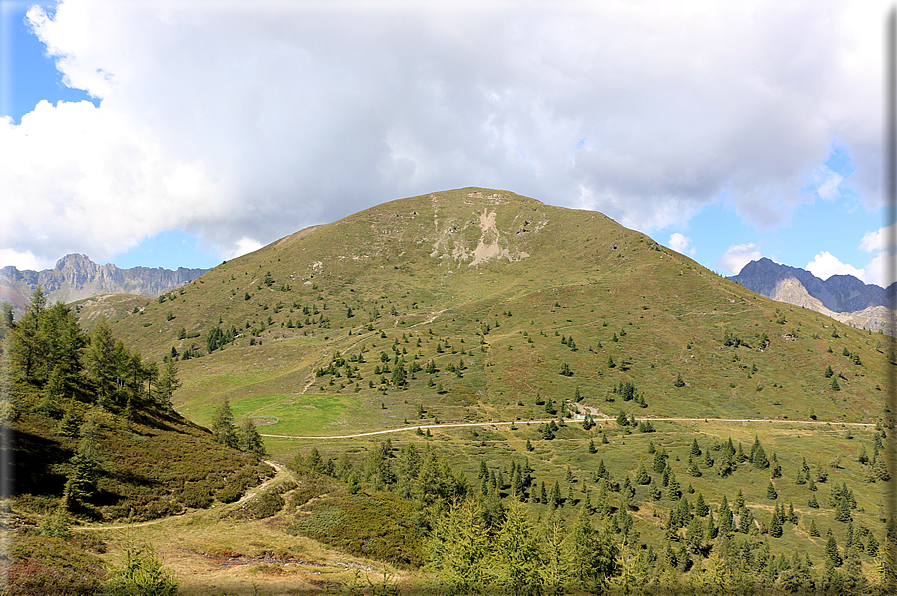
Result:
[69, 187, 897, 593]
[0, 253, 207, 317]
[111, 187, 891, 426]
[732, 258, 896, 334]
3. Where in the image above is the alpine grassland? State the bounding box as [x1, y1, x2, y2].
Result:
[5, 188, 895, 594]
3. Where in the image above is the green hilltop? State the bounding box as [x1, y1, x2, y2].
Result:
[110, 187, 888, 428]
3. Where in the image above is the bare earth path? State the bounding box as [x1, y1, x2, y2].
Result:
[73, 459, 292, 532]
[260, 416, 874, 440]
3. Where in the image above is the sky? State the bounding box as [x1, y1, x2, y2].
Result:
[0, 0, 892, 287]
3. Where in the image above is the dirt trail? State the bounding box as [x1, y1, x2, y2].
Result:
[261, 416, 875, 441]
[73, 460, 291, 532]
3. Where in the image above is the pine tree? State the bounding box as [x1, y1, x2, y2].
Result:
[57, 399, 81, 438]
[238, 418, 266, 456]
[690, 438, 701, 456]
[36, 365, 64, 418]
[588, 439, 596, 454]
[753, 443, 769, 469]
[491, 501, 542, 593]
[767, 481, 778, 500]
[635, 460, 651, 485]
[834, 493, 852, 522]
[62, 452, 97, 510]
[808, 518, 820, 536]
[769, 510, 783, 538]
[212, 398, 238, 448]
[667, 472, 682, 500]
[695, 492, 709, 517]
[154, 355, 181, 412]
[826, 533, 842, 566]
[429, 499, 490, 592]
[551, 481, 562, 508]
[770, 452, 782, 478]
[568, 506, 618, 592]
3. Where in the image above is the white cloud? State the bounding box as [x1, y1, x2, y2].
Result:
[809, 164, 844, 201]
[859, 223, 897, 254]
[0, 248, 54, 271]
[0, 1, 887, 266]
[806, 251, 865, 281]
[222, 237, 263, 261]
[717, 243, 761, 275]
[860, 251, 887, 287]
[668, 233, 696, 256]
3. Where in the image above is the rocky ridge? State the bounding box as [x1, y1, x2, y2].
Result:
[0, 253, 207, 315]
[731, 257, 895, 333]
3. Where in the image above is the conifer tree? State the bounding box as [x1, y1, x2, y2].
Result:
[769, 510, 783, 538]
[429, 499, 490, 592]
[57, 398, 81, 438]
[154, 356, 181, 412]
[826, 532, 842, 567]
[568, 506, 618, 592]
[36, 365, 64, 418]
[635, 460, 651, 485]
[238, 418, 266, 457]
[690, 438, 702, 456]
[695, 492, 709, 517]
[491, 501, 542, 593]
[551, 481, 562, 508]
[212, 397, 238, 448]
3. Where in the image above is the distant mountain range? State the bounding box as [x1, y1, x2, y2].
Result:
[730, 257, 895, 333]
[0, 253, 208, 317]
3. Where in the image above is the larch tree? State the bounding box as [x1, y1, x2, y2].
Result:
[212, 397, 238, 448]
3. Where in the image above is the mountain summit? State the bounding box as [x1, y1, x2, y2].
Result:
[731, 257, 895, 333]
[0, 254, 208, 315]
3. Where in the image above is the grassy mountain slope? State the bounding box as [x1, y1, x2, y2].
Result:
[12, 388, 273, 522]
[110, 187, 889, 429]
[94, 187, 896, 593]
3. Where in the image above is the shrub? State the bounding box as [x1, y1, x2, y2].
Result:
[104, 542, 178, 596]
[180, 483, 213, 509]
[7, 534, 104, 596]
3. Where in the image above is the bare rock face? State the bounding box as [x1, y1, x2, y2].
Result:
[731, 258, 896, 333]
[0, 254, 208, 314]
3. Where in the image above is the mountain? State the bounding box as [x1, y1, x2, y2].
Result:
[111, 187, 889, 426]
[0, 253, 208, 316]
[13, 188, 893, 594]
[731, 257, 896, 333]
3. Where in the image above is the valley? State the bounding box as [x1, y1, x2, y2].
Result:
[4, 188, 895, 595]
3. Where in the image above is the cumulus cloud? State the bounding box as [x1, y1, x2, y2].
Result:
[223, 237, 264, 261]
[0, 0, 885, 267]
[806, 251, 865, 281]
[859, 223, 897, 254]
[717, 243, 762, 275]
[668, 233, 696, 256]
[0, 249, 54, 272]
